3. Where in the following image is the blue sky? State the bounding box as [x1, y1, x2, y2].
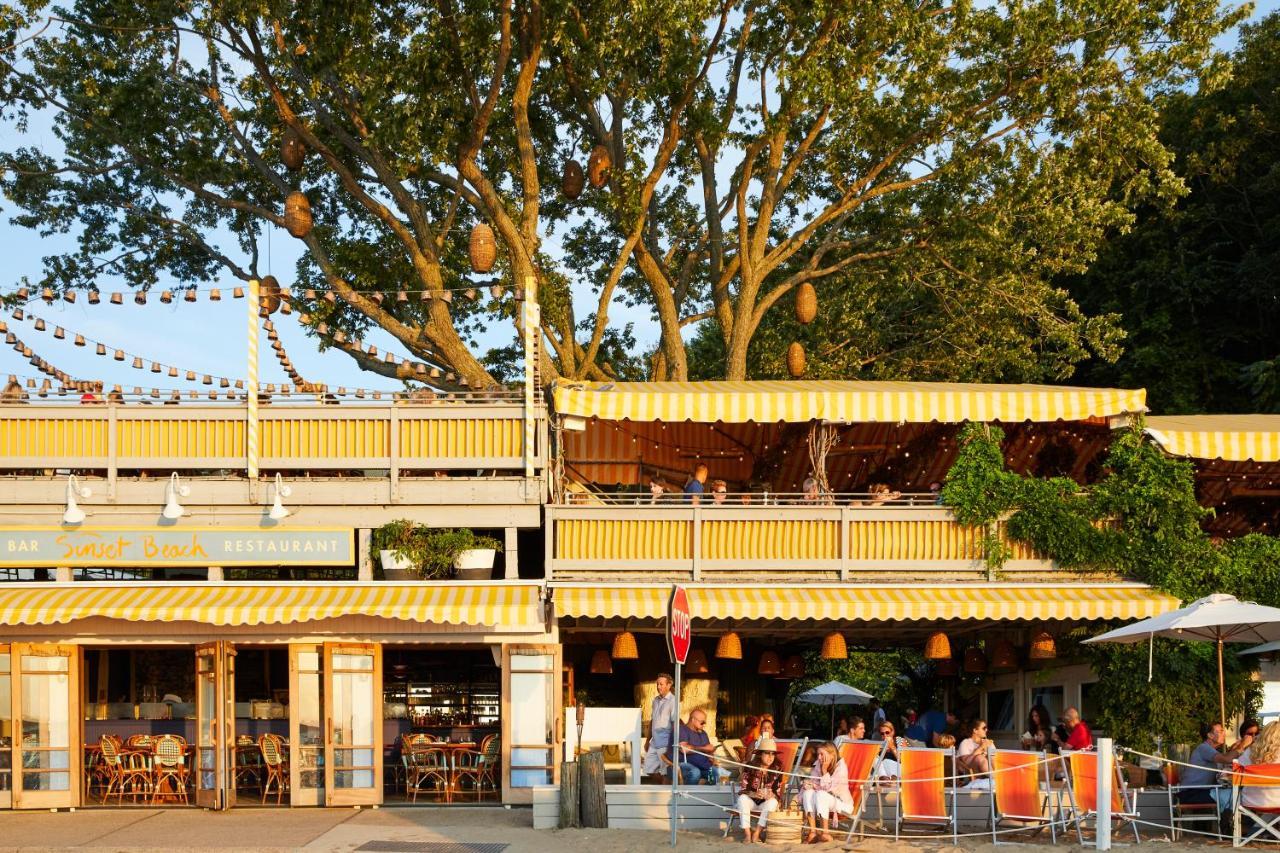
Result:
[1, 1, 1274, 395]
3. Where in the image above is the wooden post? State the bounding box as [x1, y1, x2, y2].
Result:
[579, 748, 608, 828]
[559, 759, 581, 828]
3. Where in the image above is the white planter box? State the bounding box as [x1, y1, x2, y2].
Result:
[454, 547, 496, 580]
[379, 549, 415, 580]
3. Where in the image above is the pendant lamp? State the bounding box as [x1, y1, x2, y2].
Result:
[820, 632, 848, 660]
[963, 646, 988, 674]
[924, 632, 952, 660]
[991, 640, 1019, 671]
[781, 655, 805, 679]
[757, 651, 781, 676]
[611, 630, 639, 660]
[1029, 632, 1058, 660]
[685, 648, 709, 675]
[715, 632, 743, 660]
[589, 649, 613, 674]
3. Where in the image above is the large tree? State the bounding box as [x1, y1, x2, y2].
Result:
[1066, 13, 1280, 413]
[0, 0, 1243, 388]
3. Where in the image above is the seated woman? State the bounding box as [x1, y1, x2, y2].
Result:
[876, 720, 903, 780]
[735, 738, 785, 845]
[801, 742, 852, 844]
[955, 718, 993, 787]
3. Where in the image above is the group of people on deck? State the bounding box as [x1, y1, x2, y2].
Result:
[1180, 718, 1280, 832]
[638, 463, 933, 507]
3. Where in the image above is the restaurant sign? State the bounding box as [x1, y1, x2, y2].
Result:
[0, 526, 355, 567]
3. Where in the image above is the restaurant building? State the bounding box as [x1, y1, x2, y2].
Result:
[4, 380, 1278, 813]
[0, 396, 558, 809]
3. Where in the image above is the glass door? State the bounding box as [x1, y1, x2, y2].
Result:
[289, 645, 324, 806]
[502, 644, 562, 804]
[323, 643, 382, 807]
[195, 642, 236, 810]
[0, 645, 10, 809]
[12, 643, 79, 809]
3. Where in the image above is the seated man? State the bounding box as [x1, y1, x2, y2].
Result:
[1053, 707, 1093, 750]
[676, 709, 731, 785]
[1180, 722, 1252, 813]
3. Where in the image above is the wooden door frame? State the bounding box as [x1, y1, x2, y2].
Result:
[288, 644, 323, 807]
[0, 643, 10, 810]
[11, 643, 80, 810]
[194, 641, 236, 810]
[500, 643, 562, 805]
[322, 642, 383, 807]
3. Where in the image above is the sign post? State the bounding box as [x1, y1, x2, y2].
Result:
[667, 585, 691, 848]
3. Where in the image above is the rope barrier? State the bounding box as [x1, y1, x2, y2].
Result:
[1122, 745, 1280, 784]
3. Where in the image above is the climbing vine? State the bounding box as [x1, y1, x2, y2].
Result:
[943, 422, 1274, 742]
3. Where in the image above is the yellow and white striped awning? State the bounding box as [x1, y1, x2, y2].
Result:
[0, 582, 543, 628]
[1146, 415, 1280, 462]
[553, 584, 1177, 622]
[552, 379, 1145, 425]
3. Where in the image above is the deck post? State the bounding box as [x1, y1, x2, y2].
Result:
[1097, 737, 1113, 850]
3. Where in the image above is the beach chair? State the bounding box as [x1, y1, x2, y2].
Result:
[1232, 763, 1280, 848]
[839, 739, 887, 841]
[773, 738, 808, 808]
[989, 748, 1062, 844]
[1165, 759, 1225, 841]
[1065, 750, 1141, 845]
[894, 746, 958, 845]
[722, 738, 804, 839]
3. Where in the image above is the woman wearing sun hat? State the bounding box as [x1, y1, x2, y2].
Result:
[735, 737, 785, 844]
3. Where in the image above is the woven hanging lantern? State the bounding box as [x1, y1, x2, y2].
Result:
[64, 291, 76, 303]
[786, 341, 806, 377]
[135, 291, 147, 305]
[284, 191, 313, 238]
[131, 357, 143, 369]
[685, 648, 709, 675]
[562, 159, 585, 200]
[589, 649, 613, 675]
[110, 292, 123, 305]
[74, 334, 85, 347]
[587, 144, 612, 188]
[184, 289, 197, 303]
[160, 290, 174, 304]
[924, 632, 952, 660]
[715, 632, 743, 660]
[963, 646, 988, 674]
[757, 651, 781, 676]
[781, 655, 805, 679]
[1029, 632, 1057, 660]
[33, 319, 45, 331]
[990, 640, 1018, 671]
[795, 282, 817, 324]
[260, 276, 282, 315]
[281, 127, 307, 171]
[209, 288, 221, 301]
[41, 287, 54, 303]
[96, 344, 106, 356]
[820, 632, 848, 660]
[468, 222, 497, 273]
[88, 290, 100, 304]
[935, 658, 959, 678]
[611, 630, 639, 660]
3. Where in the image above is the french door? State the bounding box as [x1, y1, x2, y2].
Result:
[288, 644, 325, 806]
[323, 642, 382, 807]
[10, 643, 79, 809]
[195, 641, 236, 809]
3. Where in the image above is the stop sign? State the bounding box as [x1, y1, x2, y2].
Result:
[667, 585, 692, 665]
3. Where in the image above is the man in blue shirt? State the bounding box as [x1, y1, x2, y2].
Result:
[683, 463, 708, 504]
[906, 708, 957, 746]
[676, 708, 730, 784]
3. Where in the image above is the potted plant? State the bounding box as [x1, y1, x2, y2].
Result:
[371, 519, 423, 580]
[421, 528, 503, 581]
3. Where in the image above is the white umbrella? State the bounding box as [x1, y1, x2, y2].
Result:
[1084, 593, 1280, 724]
[796, 680, 874, 738]
[1241, 640, 1280, 656]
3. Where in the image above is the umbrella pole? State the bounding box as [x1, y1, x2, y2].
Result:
[1218, 637, 1227, 726]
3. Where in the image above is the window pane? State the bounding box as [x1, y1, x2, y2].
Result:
[987, 689, 1015, 733]
[1029, 686, 1064, 726]
[331, 653, 373, 671]
[23, 771, 69, 791]
[21, 674, 69, 747]
[511, 747, 551, 786]
[510, 653, 552, 672]
[22, 656, 67, 673]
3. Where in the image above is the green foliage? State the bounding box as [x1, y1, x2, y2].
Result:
[1066, 14, 1280, 413]
[787, 649, 936, 734]
[1080, 638, 1260, 747]
[371, 520, 500, 579]
[944, 423, 1279, 730]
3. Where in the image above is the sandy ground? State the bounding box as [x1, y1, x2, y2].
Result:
[0, 806, 1234, 853]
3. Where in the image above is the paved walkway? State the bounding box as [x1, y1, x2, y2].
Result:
[0, 806, 736, 853]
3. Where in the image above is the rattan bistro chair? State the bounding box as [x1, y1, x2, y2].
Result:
[403, 734, 449, 803]
[476, 735, 501, 796]
[100, 735, 149, 804]
[259, 734, 288, 804]
[454, 734, 501, 798]
[151, 734, 189, 805]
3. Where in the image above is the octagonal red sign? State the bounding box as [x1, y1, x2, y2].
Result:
[667, 585, 692, 665]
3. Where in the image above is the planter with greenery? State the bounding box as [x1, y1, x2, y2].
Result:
[370, 520, 502, 580]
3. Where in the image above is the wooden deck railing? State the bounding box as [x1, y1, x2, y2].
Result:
[545, 505, 1053, 580]
[0, 403, 545, 475]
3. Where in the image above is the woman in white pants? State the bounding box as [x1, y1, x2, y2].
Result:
[802, 742, 853, 844]
[734, 738, 784, 843]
